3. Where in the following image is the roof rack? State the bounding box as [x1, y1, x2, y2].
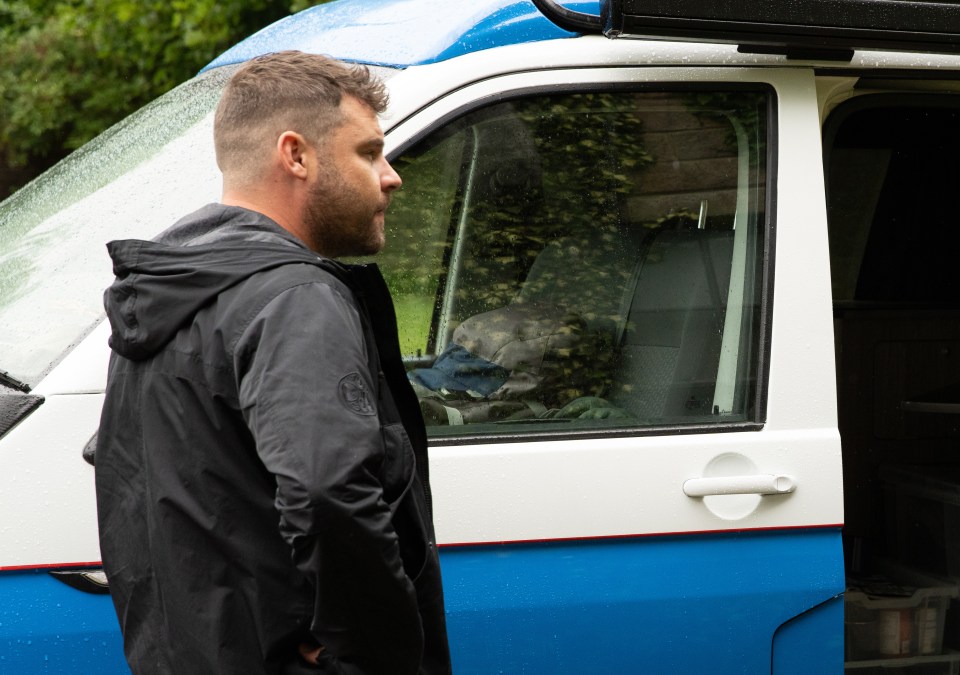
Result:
[599, 0, 960, 59]
[531, 0, 603, 34]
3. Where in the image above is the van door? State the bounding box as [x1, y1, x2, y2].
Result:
[378, 64, 844, 672]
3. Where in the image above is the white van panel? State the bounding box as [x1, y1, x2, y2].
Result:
[0, 393, 103, 569]
[432, 427, 842, 545]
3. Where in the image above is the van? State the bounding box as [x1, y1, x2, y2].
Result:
[4, 0, 960, 671]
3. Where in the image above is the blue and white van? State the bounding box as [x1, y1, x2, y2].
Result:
[5, 0, 960, 671]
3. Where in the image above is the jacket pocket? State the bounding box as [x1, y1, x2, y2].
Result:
[379, 422, 416, 511]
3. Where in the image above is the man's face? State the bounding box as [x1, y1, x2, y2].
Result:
[305, 95, 402, 258]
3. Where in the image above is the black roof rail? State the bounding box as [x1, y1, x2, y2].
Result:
[600, 0, 960, 57]
[531, 0, 603, 34]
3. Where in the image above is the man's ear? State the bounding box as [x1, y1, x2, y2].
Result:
[277, 131, 310, 180]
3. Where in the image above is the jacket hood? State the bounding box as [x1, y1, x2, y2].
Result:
[104, 204, 332, 361]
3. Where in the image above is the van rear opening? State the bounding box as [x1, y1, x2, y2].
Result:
[826, 94, 960, 667]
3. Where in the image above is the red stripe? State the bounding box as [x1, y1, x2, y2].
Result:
[0, 523, 844, 569]
[437, 522, 844, 549]
[0, 560, 102, 572]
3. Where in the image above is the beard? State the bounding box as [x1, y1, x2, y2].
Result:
[304, 162, 387, 258]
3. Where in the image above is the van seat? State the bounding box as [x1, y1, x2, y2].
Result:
[609, 229, 734, 420]
[515, 226, 646, 346]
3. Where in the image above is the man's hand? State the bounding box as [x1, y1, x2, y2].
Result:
[299, 642, 326, 665]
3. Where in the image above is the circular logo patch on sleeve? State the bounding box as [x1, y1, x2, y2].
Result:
[338, 372, 376, 415]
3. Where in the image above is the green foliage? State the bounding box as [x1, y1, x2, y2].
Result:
[375, 92, 659, 356]
[685, 90, 767, 165]
[0, 0, 332, 195]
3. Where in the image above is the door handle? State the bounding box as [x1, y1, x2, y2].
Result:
[683, 474, 796, 497]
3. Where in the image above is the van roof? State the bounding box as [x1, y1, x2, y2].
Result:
[202, 0, 597, 71]
[203, 0, 960, 74]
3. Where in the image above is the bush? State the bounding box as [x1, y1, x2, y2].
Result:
[0, 0, 329, 196]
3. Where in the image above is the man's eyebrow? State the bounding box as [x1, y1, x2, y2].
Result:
[360, 137, 385, 150]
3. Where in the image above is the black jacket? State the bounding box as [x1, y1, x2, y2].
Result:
[95, 204, 450, 675]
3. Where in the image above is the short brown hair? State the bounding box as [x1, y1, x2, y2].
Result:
[213, 51, 389, 180]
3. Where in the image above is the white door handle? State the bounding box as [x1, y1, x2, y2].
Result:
[683, 474, 796, 498]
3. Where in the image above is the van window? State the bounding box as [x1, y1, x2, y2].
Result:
[374, 88, 770, 438]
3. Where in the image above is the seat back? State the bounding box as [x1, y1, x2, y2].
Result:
[516, 226, 645, 345]
[610, 229, 734, 420]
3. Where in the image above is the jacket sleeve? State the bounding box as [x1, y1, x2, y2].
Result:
[234, 278, 423, 674]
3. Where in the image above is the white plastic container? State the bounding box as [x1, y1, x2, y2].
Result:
[846, 581, 957, 661]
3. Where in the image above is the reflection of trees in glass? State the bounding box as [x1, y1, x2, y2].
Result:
[684, 91, 766, 167]
[376, 92, 661, 355]
[459, 93, 655, 317]
[351, 132, 466, 354]
[382, 136, 463, 298]
[378, 90, 766, 363]
[438, 92, 660, 401]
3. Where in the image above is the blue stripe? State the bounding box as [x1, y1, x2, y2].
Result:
[773, 595, 845, 675]
[440, 528, 845, 674]
[0, 528, 844, 672]
[202, 0, 601, 71]
[0, 569, 128, 673]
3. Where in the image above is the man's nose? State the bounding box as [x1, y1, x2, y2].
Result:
[381, 160, 402, 192]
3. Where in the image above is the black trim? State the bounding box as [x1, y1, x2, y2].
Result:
[738, 44, 854, 62]
[601, 0, 960, 56]
[754, 90, 778, 427]
[428, 421, 765, 447]
[0, 369, 30, 393]
[387, 79, 776, 443]
[530, 0, 603, 34]
[82, 432, 98, 466]
[815, 68, 960, 81]
[0, 394, 44, 440]
[49, 569, 110, 595]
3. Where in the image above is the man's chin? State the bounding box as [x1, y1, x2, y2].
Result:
[370, 217, 386, 251]
[368, 234, 386, 255]
[350, 235, 385, 257]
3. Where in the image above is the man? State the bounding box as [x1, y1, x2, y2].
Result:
[95, 51, 451, 674]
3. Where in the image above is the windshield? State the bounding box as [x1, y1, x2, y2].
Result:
[0, 63, 399, 389]
[0, 66, 235, 387]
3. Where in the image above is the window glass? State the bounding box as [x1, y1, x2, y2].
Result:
[0, 67, 232, 387]
[0, 64, 399, 389]
[378, 88, 769, 437]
